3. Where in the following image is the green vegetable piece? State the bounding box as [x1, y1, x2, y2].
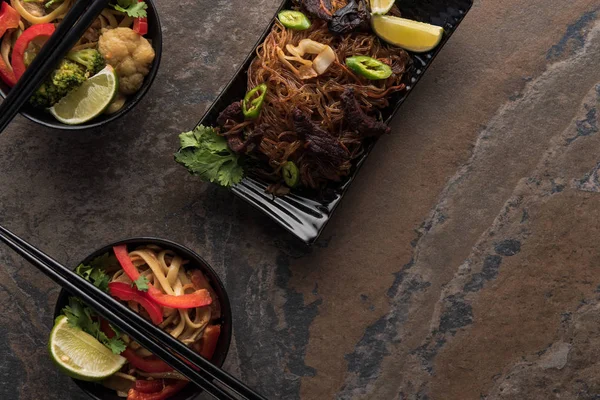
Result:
[242, 83, 268, 119]
[67, 49, 106, 76]
[174, 125, 244, 187]
[345, 56, 393, 80]
[133, 276, 149, 292]
[278, 10, 311, 30]
[62, 297, 126, 355]
[45, 0, 63, 8]
[75, 262, 110, 293]
[29, 59, 86, 108]
[112, 0, 148, 18]
[282, 161, 300, 188]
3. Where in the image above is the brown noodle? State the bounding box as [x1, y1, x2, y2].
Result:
[225, 18, 410, 189]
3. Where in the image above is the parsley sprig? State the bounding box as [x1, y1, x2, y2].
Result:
[111, 0, 148, 18]
[61, 253, 126, 354]
[174, 125, 244, 187]
[62, 298, 126, 354]
[134, 276, 149, 292]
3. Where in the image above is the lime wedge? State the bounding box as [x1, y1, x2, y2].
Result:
[49, 65, 118, 125]
[371, 15, 444, 53]
[370, 0, 395, 15]
[48, 315, 126, 381]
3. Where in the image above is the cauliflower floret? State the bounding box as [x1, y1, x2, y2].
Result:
[98, 28, 155, 95]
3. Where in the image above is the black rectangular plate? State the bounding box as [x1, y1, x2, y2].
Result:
[196, 0, 474, 244]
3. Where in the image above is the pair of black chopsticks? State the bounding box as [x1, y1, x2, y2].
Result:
[0, 0, 110, 132]
[0, 224, 266, 400]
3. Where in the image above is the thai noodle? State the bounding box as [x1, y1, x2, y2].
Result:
[99, 245, 222, 398]
[220, 1, 411, 190]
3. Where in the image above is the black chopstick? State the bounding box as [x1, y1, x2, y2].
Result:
[0, 0, 110, 133]
[0, 225, 267, 400]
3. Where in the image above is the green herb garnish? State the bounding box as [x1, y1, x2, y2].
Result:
[174, 125, 244, 187]
[62, 298, 126, 355]
[133, 276, 149, 292]
[75, 262, 110, 293]
[112, 0, 148, 18]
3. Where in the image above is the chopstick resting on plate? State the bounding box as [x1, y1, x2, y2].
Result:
[0, 0, 110, 133]
[0, 224, 267, 400]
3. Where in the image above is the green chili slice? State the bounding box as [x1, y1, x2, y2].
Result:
[282, 161, 300, 188]
[242, 83, 268, 119]
[278, 10, 311, 30]
[345, 56, 393, 80]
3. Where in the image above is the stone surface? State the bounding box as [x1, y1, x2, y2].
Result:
[0, 0, 599, 399]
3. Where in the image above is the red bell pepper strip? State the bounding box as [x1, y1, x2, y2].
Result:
[113, 245, 213, 309]
[133, 379, 165, 393]
[0, 2, 19, 34]
[132, 0, 148, 36]
[113, 245, 141, 280]
[199, 325, 221, 360]
[146, 286, 212, 309]
[127, 380, 188, 400]
[122, 348, 174, 373]
[0, 2, 20, 86]
[11, 23, 56, 80]
[108, 282, 164, 325]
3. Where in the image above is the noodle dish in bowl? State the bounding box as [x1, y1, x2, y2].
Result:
[50, 238, 232, 400]
[0, 0, 161, 128]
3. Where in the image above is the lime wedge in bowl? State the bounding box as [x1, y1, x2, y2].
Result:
[371, 15, 444, 53]
[48, 315, 126, 381]
[49, 65, 118, 125]
[370, 0, 395, 15]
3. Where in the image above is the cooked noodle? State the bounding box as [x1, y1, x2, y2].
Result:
[113, 246, 215, 351]
[224, 17, 410, 189]
[11, 0, 72, 25]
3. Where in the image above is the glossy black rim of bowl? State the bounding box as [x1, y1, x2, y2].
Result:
[52, 237, 233, 400]
[0, 0, 163, 130]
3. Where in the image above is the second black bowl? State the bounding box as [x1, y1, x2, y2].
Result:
[0, 0, 163, 130]
[53, 237, 233, 400]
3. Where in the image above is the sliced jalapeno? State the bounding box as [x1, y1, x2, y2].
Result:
[278, 10, 311, 30]
[345, 56, 393, 80]
[242, 83, 268, 119]
[282, 161, 300, 188]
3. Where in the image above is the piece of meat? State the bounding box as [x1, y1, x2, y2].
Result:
[329, 0, 370, 34]
[340, 88, 390, 137]
[301, 0, 334, 21]
[292, 109, 348, 163]
[226, 124, 265, 154]
[217, 101, 244, 127]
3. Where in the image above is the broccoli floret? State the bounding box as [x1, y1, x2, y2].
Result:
[29, 60, 86, 108]
[67, 49, 106, 76]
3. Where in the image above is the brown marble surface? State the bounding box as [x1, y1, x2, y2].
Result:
[1, 0, 600, 399]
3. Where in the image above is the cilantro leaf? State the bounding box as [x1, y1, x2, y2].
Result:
[106, 336, 127, 354]
[133, 276, 149, 292]
[62, 297, 126, 355]
[112, 0, 148, 18]
[75, 262, 110, 293]
[174, 125, 244, 188]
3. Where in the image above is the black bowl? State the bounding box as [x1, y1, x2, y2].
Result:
[53, 237, 233, 400]
[0, 0, 162, 130]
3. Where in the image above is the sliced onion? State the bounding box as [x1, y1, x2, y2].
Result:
[279, 40, 336, 78]
[312, 46, 336, 75]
